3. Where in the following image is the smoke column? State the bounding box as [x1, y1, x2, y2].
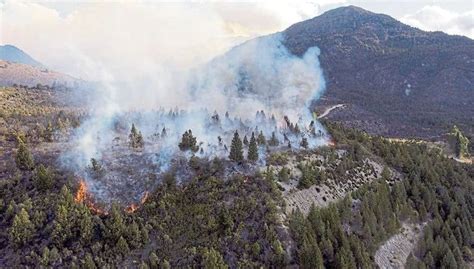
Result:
[61, 32, 327, 205]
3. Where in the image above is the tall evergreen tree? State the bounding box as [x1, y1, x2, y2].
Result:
[129, 123, 144, 148]
[15, 138, 34, 170]
[247, 132, 259, 162]
[268, 131, 279, 146]
[34, 164, 54, 190]
[243, 135, 249, 146]
[179, 130, 199, 152]
[9, 208, 34, 246]
[229, 131, 244, 162]
[257, 131, 266, 146]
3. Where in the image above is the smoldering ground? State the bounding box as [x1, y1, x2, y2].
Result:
[60, 33, 327, 209]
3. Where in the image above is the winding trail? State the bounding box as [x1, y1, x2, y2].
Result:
[317, 104, 345, 119]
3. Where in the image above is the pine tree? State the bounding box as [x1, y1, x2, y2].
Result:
[79, 206, 93, 244]
[201, 247, 228, 269]
[268, 131, 279, 146]
[449, 125, 469, 158]
[161, 127, 167, 138]
[116, 236, 130, 257]
[162, 259, 171, 269]
[88, 158, 105, 179]
[129, 123, 144, 148]
[41, 246, 50, 266]
[127, 221, 141, 248]
[278, 167, 290, 182]
[34, 164, 54, 190]
[441, 249, 458, 269]
[299, 234, 324, 269]
[294, 124, 300, 134]
[15, 138, 34, 170]
[106, 204, 125, 241]
[300, 137, 309, 149]
[149, 252, 159, 269]
[229, 131, 244, 162]
[243, 135, 249, 146]
[83, 253, 96, 269]
[247, 132, 259, 162]
[179, 130, 199, 152]
[257, 131, 266, 146]
[9, 208, 34, 246]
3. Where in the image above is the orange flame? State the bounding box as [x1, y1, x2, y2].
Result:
[75, 180, 87, 203]
[125, 191, 150, 214]
[75, 179, 149, 215]
[75, 180, 108, 215]
[125, 204, 139, 213]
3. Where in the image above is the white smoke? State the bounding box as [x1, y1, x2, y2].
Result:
[63, 32, 326, 163]
[47, 7, 329, 206]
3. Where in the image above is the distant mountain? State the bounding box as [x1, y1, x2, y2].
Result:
[0, 45, 44, 67]
[282, 6, 474, 138]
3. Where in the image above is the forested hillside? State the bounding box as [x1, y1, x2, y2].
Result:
[1, 86, 472, 267]
[283, 6, 474, 139]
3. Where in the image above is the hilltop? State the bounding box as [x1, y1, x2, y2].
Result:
[283, 6, 474, 139]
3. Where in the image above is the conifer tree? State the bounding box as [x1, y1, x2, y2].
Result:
[257, 131, 266, 146]
[116, 236, 130, 257]
[129, 123, 144, 148]
[243, 135, 249, 146]
[162, 259, 171, 269]
[83, 253, 96, 269]
[247, 132, 259, 162]
[15, 138, 34, 170]
[442, 249, 458, 269]
[9, 208, 34, 246]
[149, 252, 159, 269]
[268, 131, 279, 146]
[179, 130, 199, 152]
[294, 124, 300, 134]
[300, 137, 309, 149]
[161, 127, 167, 138]
[201, 247, 228, 269]
[34, 164, 54, 191]
[229, 131, 244, 162]
[106, 204, 125, 241]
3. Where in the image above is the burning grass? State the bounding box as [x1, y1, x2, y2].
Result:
[74, 180, 109, 215]
[75, 179, 151, 214]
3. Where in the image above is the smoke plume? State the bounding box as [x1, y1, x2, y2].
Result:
[61, 32, 327, 207]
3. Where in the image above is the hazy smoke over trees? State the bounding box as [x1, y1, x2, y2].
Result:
[60, 30, 327, 206]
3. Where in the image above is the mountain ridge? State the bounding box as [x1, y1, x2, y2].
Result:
[282, 5, 474, 139]
[0, 44, 44, 67]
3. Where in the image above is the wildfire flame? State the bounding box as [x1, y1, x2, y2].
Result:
[75, 180, 150, 214]
[125, 191, 150, 213]
[75, 180, 87, 203]
[75, 180, 108, 215]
